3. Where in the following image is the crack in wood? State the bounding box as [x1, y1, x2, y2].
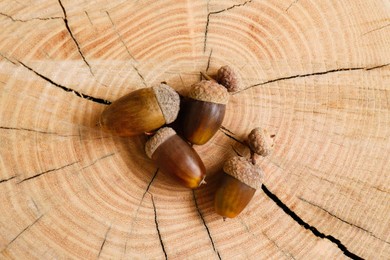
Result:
[84, 11, 93, 26]
[238, 221, 295, 259]
[285, 0, 299, 12]
[80, 153, 116, 170]
[261, 185, 364, 260]
[203, 0, 253, 52]
[141, 169, 159, 203]
[2, 215, 43, 251]
[219, 126, 245, 145]
[298, 196, 390, 245]
[192, 190, 221, 260]
[236, 63, 390, 94]
[124, 169, 159, 257]
[0, 12, 62, 22]
[18, 61, 111, 105]
[0, 175, 17, 184]
[151, 194, 168, 260]
[206, 49, 213, 72]
[0, 126, 76, 137]
[18, 161, 79, 184]
[362, 23, 390, 36]
[106, 11, 147, 87]
[30, 198, 41, 215]
[0, 51, 17, 65]
[57, 0, 94, 76]
[98, 225, 112, 258]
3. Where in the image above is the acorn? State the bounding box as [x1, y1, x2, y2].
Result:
[216, 65, 242, 92]
[99, 84, 180, 136]
[247, 127, 275, 157]
[145, 127, 206, 189]
[214, 156, 264, 218]
[182, 80, 229, 145]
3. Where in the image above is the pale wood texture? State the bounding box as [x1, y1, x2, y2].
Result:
[0, 0, 389, 259]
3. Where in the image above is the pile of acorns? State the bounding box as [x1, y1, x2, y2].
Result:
[98, 65, 274, 218]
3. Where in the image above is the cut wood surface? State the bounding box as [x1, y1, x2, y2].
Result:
[0, 0, 389, 259]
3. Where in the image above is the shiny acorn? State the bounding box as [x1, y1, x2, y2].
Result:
[98, 84, 180, 136]
[214, 156, 264, 218]
[182, 80, 229, 145]
[145, 127, 206, 189]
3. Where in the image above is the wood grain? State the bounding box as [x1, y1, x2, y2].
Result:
[0, 0, 389, 259]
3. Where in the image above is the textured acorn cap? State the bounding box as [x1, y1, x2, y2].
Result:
[152, 84, 180, 124]
[145, 127, 176, 158]
[223, 156, 264, 190]
[248, 128, 274, 156]
[217, 65, 242, 92]
[188, 80, 229, 105]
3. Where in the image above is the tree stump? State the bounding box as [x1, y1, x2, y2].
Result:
[0, 0, 389, 259]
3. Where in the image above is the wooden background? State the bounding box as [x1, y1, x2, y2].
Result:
[0, 0, 389, 259]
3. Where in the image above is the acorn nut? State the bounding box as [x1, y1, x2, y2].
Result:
[182, 80, 229, 145]
[248, 127, 274, 157]
[217, 65, 242, 92]
[99, 84, 180, 136]
[214, 156, 264, 218]
[145, 127, 206, 189]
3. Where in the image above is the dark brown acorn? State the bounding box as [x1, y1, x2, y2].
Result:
[98, 84, 180, 136]
[214, 156, 264, 218]
[145, 127, 206, 189]
[182, 80, 229, 145]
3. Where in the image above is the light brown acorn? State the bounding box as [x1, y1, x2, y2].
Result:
[216, 65, 242, 92]
[247, 127, 275, 157]
[145, 127, 206, 189]
[214, 156, 264, 218]
[182, 80, 229, 145]
[98, 84, 180, 136]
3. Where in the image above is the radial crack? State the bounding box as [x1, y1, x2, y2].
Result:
[18, 61, 111, 105]
[262, 185, 363, 260]
[0, 175, 17, 184]
[0, 126, 76, 137]
[151, 194, 168, 260]
[204, 0, 253, 52]
[362, 23, 390, 36]
[18, 161, 79, 184]
[0, 51, 17, 65]
[80, 153, 115, 170]
[57, 0, 94, 76]
[285, 0, 299, 12]
[206, 49, 213, 72]
[237, 64, 390, 94]
[106, 11, 146, 86]
[298, 197, 390, 245]
[3, 215, 43, 249]
[193, 191, 221, 259]
[0, 12, 62, 22]
[219, 126, 245, 145]
[124, 169, 159, 257]
[98, 225, 112, 258]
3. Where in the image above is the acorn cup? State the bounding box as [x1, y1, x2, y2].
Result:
[214, 156, 264, 218]
[182, 80, 229, 145]
[145, 127, 206, 189]
[98, 84, 180, 137]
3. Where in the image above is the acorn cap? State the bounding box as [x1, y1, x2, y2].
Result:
[217, 65, 242, 92]
[247, 128, 274, 156]
[188, 80, 229, 105]
[223, 156, 264, 190]
[152, 84, 180, 124]
[145, 127, 176, 158]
